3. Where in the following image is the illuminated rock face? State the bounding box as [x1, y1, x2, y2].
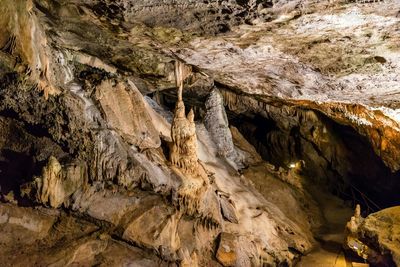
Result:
[95, 79, 161, 150]
[0, 0, 400, 266]
[170, 100, 198, 173]
[347, 206, 400, 266]
[176, 1, 400, 173]
[216, 232, 238, 266]
[170, 61, 200, 174]
[31, 156, 87, 209]
[204, 89, 245, 169]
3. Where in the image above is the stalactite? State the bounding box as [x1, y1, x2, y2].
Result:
[220, 88, 270, 114]
[174, 60, 192, 101]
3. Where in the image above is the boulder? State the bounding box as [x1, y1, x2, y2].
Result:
[357, 206, 400, 266]
[0, 203, 56, 244]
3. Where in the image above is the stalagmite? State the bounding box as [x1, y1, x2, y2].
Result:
[345, 204, 364, 234]
[204, 88, 244, 169]
[169, 61, 223, 228]
[170, 61, 199, 174]
[180, 249, 199, 267]
[31, 156, 87, 208]
[354, 204, 363, 225]
[344, 204, 369, 260]
[36, 156, 63, 208]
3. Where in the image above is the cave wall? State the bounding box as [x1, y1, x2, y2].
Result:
[0, 116, 67, 202]
[156, 86, 400, 209]
[0, 0, 399, 265]
[223, 90, 400, 209]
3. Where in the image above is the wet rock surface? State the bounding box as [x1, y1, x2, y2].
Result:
[0, 0, 399, 266]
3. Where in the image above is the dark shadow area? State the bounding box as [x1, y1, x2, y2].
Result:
[328, 119, 400, 210]
[160, 138, 171, 161]
[229, 109, 400, 211]
[0, 149, 35, 194]
[0, 149, 42, 206]
[314, 238, 342, 254]
[150, 89, 205, 121]
[343, 248, 396, 267]
[0, 116, 67, 206]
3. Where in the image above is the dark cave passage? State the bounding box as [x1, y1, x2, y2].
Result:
[0, 147, 42, 207]
[229, 110, 400, 212]
[156, 88, 400, 212]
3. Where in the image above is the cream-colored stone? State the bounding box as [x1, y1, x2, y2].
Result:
[358, 206, 400, 265]
[0, 203, 56, 243]
[170, 61, 201, 175]
[34, 156, 86, 208]
[179, 249, 199, 267]
[122, 204, 181, 253]
[95, 79, 161, 150]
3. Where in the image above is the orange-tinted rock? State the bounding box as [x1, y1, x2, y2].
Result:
[216, 233, 237, 267]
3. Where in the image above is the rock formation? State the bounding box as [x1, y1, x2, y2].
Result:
[95, 79, 161, 150]
[170, 102, 199, 173]
[204, 88, 245, 169]
[29, 156, 87, 208]
[216, 232, 238, 267]
[170, 61, 200, 174]
[0, 0, 399, 266]
[345, 206, 400, 266]
[344, 204, 367, 258]
[169, 61, 222, 230]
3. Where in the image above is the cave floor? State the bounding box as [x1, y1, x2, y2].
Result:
[297, 185, 363, 267]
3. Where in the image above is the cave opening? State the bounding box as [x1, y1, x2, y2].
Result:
[156, 88, 400, 213]
[229, 109, 400, 213]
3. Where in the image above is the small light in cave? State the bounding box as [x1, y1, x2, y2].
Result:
[289, 163, 296, 168]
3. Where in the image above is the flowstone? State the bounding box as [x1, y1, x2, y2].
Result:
[28, 156, 87, 208]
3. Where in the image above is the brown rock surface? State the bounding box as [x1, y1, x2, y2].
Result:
[357, 206, 400, 266]
[1, 0, 399, 266]
[95, 79, 161, 150]
[0, 203, 56, 244]
[216, 232, 238, 267]
[122, 203, 181, 255]
[32, 156, 87, 208]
